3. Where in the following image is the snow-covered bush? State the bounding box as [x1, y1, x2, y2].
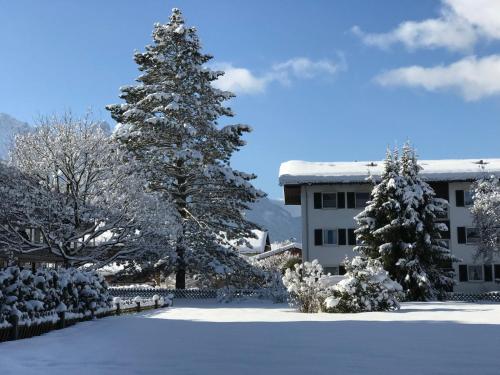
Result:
[252, 253, 302, 303]
[324, 257, 403, 313]
[0, 266, 112, 324]
[282, 260, 336, 313]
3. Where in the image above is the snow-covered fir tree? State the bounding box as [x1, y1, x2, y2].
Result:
[470, 175, 500, 262]
[355, 144, 455, 300]
[107, 8, 264, 288]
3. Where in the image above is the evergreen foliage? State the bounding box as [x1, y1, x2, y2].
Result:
[107, 9, 264, 288]
[470, 175, 500, 262]
[325, 256, 403, 313]
[355, 143, 455, 301]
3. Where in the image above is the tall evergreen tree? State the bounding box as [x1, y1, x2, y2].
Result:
[107, 8, 264, 288]
[355, 144, 455, 300]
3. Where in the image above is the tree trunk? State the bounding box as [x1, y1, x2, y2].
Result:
[175, 242, 186, 289]
[175, 163, 187, 289]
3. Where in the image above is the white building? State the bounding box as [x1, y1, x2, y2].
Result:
[279, 158, 500, 293]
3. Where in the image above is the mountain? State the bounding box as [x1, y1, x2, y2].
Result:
[0, 113, 30, 160]
[246, 197, 302, 243]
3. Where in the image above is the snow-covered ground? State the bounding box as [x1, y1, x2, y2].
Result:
[1, 300, 500, 375]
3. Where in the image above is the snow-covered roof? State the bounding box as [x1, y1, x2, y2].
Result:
[253, 242, 302, 260]
[235, 230, 270, 254]
[279, 158, 500, 185]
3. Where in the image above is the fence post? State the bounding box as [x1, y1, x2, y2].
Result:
[58, 311, 66, 329]
[136, 301, 141, 313]
[154, 300, 158, 309]
[116, 303, 121, 316]
[10, 315, 19, 341]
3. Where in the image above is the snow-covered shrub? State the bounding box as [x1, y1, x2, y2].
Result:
[0, 266, 112, 324]
[325, 257, 403, 313]
[282, 260, 336, 313]
[253, 253, 302, 303]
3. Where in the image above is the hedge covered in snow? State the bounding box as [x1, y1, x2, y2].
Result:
[0, 266, 112, 327]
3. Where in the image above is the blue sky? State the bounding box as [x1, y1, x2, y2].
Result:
[1, 0, 500, 198]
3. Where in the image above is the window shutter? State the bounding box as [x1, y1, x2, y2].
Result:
[484, 265, 493, 282]
[338, 229, 346, 245]
[313, 193, 322, 209]
[337, 192, 345, 209]
[339, 265, 346, 275]
[457, 227, 466, 244]
[456, 190, 465, 207]
[348, 229, 356, 245]
[495, 265, 500, 280]
[314, 229, 323, 246]
[347, 192, 355, 209]
[458, 265, 468, 282]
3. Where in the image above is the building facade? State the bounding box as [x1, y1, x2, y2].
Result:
[279, 159, 500, 293]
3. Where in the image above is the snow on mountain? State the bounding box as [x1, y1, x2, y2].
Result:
[246, 197, 301, 242]
[0, 113, 30, 160]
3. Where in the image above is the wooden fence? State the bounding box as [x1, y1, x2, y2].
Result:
[0, 298, 167, 343]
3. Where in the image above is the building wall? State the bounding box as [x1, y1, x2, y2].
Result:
[301, 181, 500, 293]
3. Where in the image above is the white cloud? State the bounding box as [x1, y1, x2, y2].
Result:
[212, 57, 344, 95]
[212, 64, 267, 94]
[353, 0, 500, 52]
[375, 55, 500, 101]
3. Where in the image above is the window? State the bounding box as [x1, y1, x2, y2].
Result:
[322, 193, 337, 208]
[25, 228, 43, 244]
[323, 229, 338, 245]
[468, 265, 483, 281]
[464, 191, 474, 206]
[355, 192, 370, 208]
[466, 228, 480, 244]
[456, 189, 474, 207]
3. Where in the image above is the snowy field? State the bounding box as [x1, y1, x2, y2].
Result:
[1, 300, 500, 375]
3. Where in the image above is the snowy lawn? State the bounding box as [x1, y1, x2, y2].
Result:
[1, 300, 500, 375]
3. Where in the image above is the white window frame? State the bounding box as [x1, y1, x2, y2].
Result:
[323, 229, 338, 246]
[467, 265, 484, 282]
[466, 227, 480, 244]
[464, 190, 474, 207]
[321, 193, 337, 209]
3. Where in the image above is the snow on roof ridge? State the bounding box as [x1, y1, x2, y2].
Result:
[279, 158, 500, 185]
